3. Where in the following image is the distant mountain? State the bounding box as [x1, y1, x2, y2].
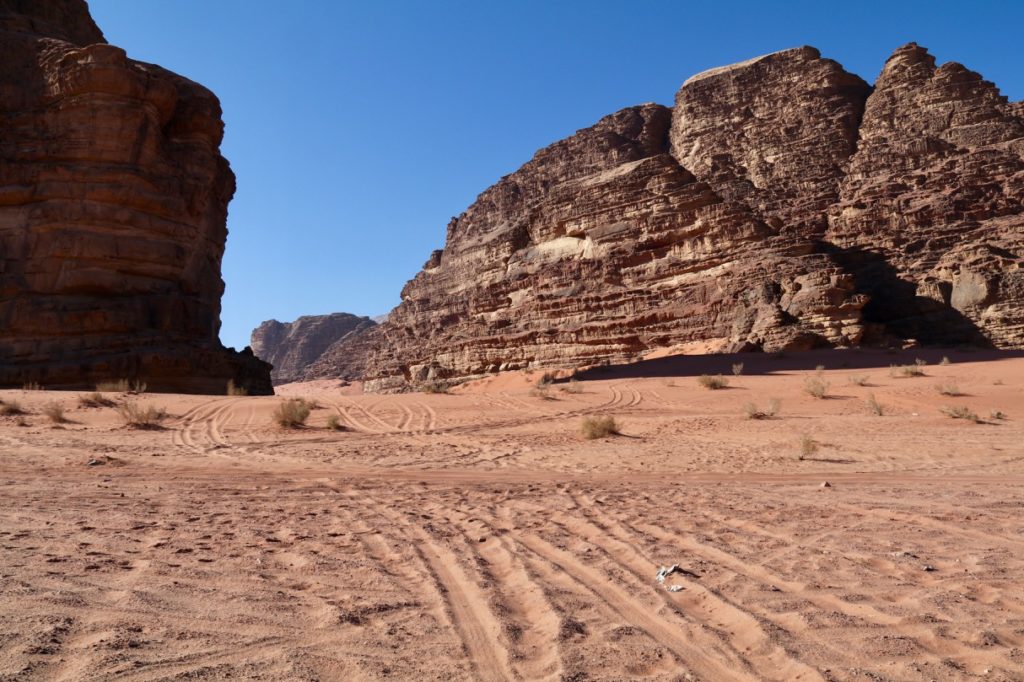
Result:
[250, 314, 376, 385]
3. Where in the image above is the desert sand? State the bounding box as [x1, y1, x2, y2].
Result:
[1, 349, 1023, 681]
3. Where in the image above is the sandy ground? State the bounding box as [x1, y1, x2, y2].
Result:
[1, 348, 1023, 681]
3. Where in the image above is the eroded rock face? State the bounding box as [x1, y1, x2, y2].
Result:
[0, 0, 271, 393]
[826, 43, 1024, 346]
[322, 42, 1021, 391]
[251, 314, 377, 384]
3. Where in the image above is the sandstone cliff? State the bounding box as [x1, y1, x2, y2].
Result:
[251, 314, 377, 385]
[311, 44, 1021, 391]
[0, 0, 272, 393]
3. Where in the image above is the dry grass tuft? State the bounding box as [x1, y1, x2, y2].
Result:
[559, 379, 583, 394]
[22, 382, 43, 391]
[96, 379, 147, 394]
[940, 356, 952, 366]
[580, 415, 620, 440]
[990, 410, 1007, 420]
[744, 399, 780, 420]
[848, 374, 870, 387]
[42, 402, 68, 424]
[0, 400, 26, 416]
[803, 371, 830, 399]
[79, 392, 115, 408]
[798, 434, 819, 460]
[326, 414, 348, 431]
[941, 405, 980, 422]
[890, 363, 926, 378]
[117, 402, 167, 429]
[698, 374, 729, 390]
[732, 363, 744, 376]
[935, 381, 964, 397]
[865, 393, 885, 416]
[530, 386, 556, 401]
[273, 399, 311, 428]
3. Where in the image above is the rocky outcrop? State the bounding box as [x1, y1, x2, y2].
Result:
[826, 43, 1024, 346]
[0, 0, 271, 394]
[251, 314, 377, 384]
[313, 43, 1021, 391]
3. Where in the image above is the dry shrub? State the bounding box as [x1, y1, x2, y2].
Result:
[799, 434, 819, 460]
[273, 398, 310, 428]
[79, 392, 115, 408]
[581, 415, 619, 440]
[537, 372, 555, 388]
[866, 393, 885, 416]
[990, 410, 1007, 420]
[940, 356, 952, 366]
[744, 399, 780, 420]
[848, 374, 869, 387]
[731, 363, 744, 376]
[42, 402, 68, 424]
[326, 413, 347, 431]
[560, 379, 583, 394]
[890, 363, 926, 378]
[941, 405, 979, 422]
[530, 386, 556, 400]
[935, 381, 964, 397]
[97, 379, 147, 394]
[227, 379, 248, 396]
[22, 382, 43, 391]
[698, 374, 729, 390]
[117, 402, 167, 429]
[803, 372, 829, 399]
[0, 400, 26, 416]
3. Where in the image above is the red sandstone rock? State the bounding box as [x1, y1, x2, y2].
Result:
[0, 0, 271, 393]
[251, 314, 377, 385]
[313, 43, 1021, 391]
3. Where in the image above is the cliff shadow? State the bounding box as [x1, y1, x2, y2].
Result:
[820, 242, 993, 348]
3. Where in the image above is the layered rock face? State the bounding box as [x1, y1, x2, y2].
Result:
[0, 0, 271, 393]
[320, 43, 1021, 391]
[826, 43, 1024, 346]
[251, 313, 377, 384]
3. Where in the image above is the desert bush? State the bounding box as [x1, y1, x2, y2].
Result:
[537, 372, 555, 388]
[890, 363, 926, 378]
[935, 381, 964, 397]
[22, 382, 42, 391]
[940, 356, 952, 366]
[226, 379, 248, 396]
[273, 399, 311, 428]
[79, 392, 115, 408]
[42, 402, 68, 424]
[848, 374, 869, 387]
[580, 415, 619, 439]
[0, 400, 26, 416]
[326, 413, 347, 431]
[698, 374, 729, 390]
[560, 379, 583, 394]
[732, 363, 744, 376]
[530, 386, 556, 400]
[744, 399, 780, 420]
[990, 410, 1007, 420]
[865, 393, 885, 416]
[117, 402, 167, 429]
[96, 379, 146, 394]
[420, 380, 450, 394]
[941, 405, 979, 422]
[799, 434, 819, 460]
[803, 372, 830, 399]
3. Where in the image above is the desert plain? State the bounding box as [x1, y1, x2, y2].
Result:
[1, 349, 1023, 681]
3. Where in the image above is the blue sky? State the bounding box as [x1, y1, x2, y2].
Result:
[87, 0, 1024, 350]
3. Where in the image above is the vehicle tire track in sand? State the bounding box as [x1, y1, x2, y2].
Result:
[550, 497, 821, 681]
[511, 529, 758, 682]
[361, 496, 514, 681]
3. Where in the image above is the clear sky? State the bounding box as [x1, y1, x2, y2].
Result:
[87, 0, 1024, 350]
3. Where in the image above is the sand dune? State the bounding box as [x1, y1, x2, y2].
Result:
[1, 349, 1023, 680]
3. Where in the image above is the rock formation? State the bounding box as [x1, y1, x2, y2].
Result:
[0, 0, 272, 394]
[251, 313, 377, 384]
[307, 44, 1022, 391]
